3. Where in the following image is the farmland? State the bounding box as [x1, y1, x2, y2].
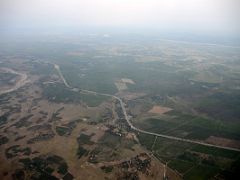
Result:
[0, 34, 240, 179]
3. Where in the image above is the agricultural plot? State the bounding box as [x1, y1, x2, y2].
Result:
[138, 133, 240, 179]
[132, 110, 240, 146]
[0, 35, 240, 179]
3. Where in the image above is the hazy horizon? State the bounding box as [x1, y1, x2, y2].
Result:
[1, 0, 240, 40]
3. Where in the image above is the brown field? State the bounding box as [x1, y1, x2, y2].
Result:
[148, 105, 172, 115]
[206, 136, 240, 149]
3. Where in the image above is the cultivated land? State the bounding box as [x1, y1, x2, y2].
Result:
[0, 34, 240, 179]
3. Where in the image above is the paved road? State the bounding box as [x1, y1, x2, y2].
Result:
[54, 63, 240, 152]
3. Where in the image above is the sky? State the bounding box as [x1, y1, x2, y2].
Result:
[0, 0, 240, 36]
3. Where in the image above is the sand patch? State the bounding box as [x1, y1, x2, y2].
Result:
[115, 81, 127, 91]
[115, 78, 135, 91]
[206, 136, 240, 149]
[148, 105, 172, 115]
[121, 78, 135, 84]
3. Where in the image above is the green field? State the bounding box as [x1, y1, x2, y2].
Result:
[138, 133, 240, 179]
[133, 111, 240, 141]
[42, 83, 109, 106]
[168, 159, 194, 174]
[183, 165, 219, 180]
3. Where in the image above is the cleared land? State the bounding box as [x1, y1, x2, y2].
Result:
[206, 136, 240, 149]
[148, 105, 172, 115]
[115, 78, 135, 91]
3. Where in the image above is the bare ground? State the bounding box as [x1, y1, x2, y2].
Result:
[148, 105, 172, 115]
[206, 136, 240, 149]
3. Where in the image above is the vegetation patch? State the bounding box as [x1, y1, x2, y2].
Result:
[77, 133, 94, 146]
[191, 145, 240, 159]
[18, 154, 72, 179]
[79, 93, 109, 107]
[5, 145, 31, 159]
[0, 114, 8, 126]
[0, 135, 9, 145]
[99, 132, 121, 149]
[101, 166, 113, 173]
[183, 165, 219, 180]
[43, 83, 81, 103]
[137, 133, 155, 150]
[56, 126, 71, 136]
[168, 159, 194, 174]
[196, 92, 240, 122]
[77, 146, 88, 159]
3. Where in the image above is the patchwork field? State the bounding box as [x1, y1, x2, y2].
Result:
[0, 35, 240, 179]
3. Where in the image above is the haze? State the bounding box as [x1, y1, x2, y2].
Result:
[1, 0, 240, 37]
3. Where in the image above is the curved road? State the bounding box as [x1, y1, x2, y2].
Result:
[53, 63, 240, 152]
